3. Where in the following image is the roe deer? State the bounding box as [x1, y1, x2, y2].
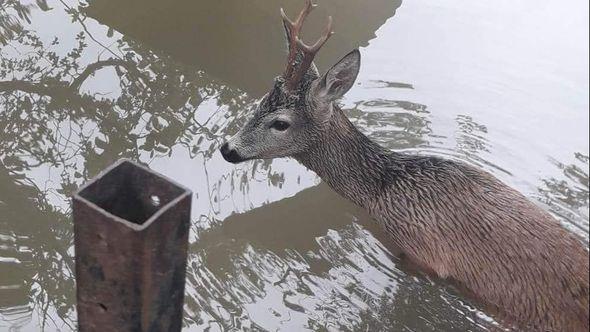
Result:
[219, 1, 589, 330]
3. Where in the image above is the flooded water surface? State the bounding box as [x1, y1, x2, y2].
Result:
[0, 0, 588, 331]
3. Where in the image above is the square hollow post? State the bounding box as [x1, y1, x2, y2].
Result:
[72, 159, 192, 332]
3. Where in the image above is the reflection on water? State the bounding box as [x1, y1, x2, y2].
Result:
[1, 0, 588, 331]
[185, 184, 494, 331]
[537, 153, 590, 241]
[347, 99, 431, 149]
[0, 1, 48, 45]
[83, 0, 402, 96]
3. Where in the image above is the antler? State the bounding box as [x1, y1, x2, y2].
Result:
[280, 0, 334, 91]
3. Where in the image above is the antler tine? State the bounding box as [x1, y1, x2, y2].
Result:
[281, 0, 333, 91]
[281, 0, 316, 83]
[280, 0, 316, 34]
[295, 15, 334, 54]
[280, 8, 294, 28]
[289, 15, 334, 89]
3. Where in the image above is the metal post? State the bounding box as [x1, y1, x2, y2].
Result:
[72, 159, 192, 332]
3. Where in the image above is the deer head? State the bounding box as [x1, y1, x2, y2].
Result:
[220, 0, 360, 163]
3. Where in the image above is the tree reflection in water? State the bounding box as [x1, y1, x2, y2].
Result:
[0, 1, 253, 329]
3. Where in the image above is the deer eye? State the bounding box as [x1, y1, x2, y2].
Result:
[270, 120, 290, 131]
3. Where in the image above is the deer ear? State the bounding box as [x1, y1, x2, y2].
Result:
[316, 49, 360, 101]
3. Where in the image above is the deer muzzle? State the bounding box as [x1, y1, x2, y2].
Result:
[220, 142, 247, 163]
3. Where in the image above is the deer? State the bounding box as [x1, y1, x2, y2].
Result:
[219, 1, 590, 330]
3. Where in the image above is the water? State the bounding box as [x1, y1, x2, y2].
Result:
[0, 0, 588, 331]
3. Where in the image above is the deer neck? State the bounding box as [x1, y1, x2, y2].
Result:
[295, 105, 391, 207]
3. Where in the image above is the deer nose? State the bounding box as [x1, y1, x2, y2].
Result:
[220, 142, 244, 163]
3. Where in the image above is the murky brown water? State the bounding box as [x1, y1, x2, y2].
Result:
[1, 0, 588, 331]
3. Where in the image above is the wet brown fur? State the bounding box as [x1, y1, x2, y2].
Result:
[296, 106, 590, 331]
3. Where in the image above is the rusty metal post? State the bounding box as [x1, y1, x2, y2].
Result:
[72, 159, 192, 332]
